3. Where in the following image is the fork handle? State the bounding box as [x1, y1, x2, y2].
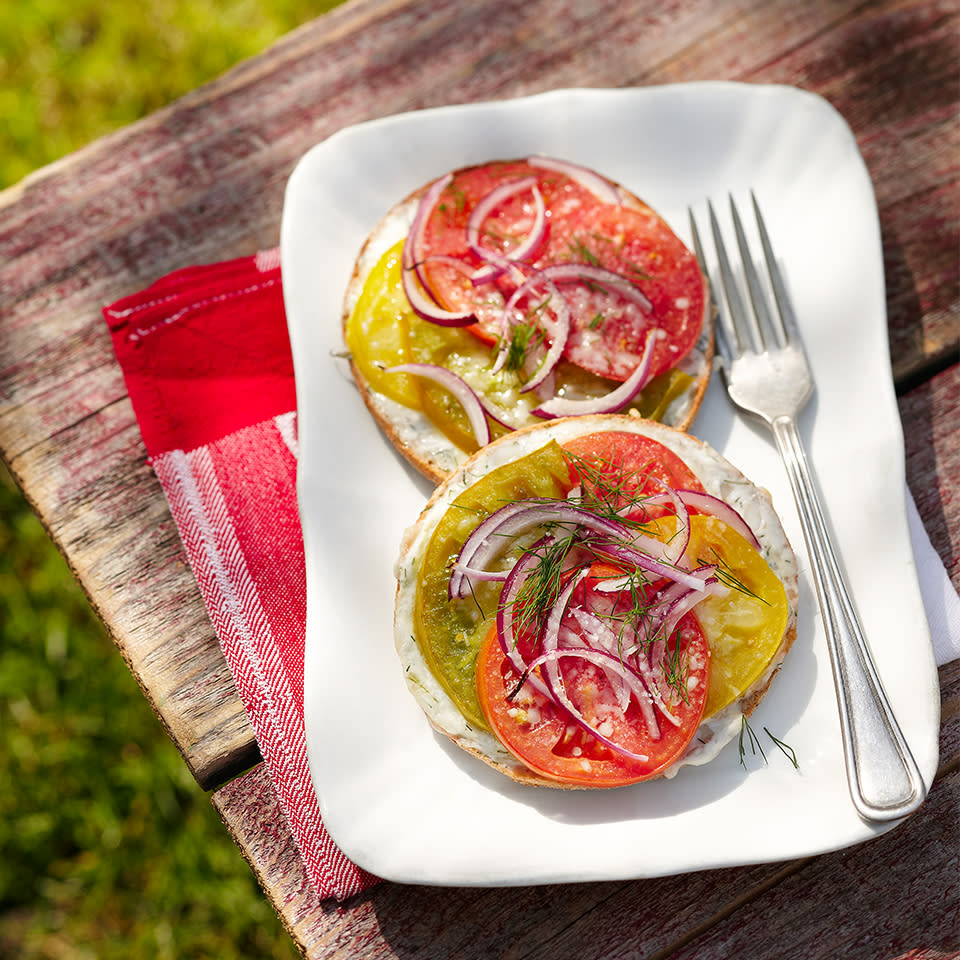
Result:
[771, 416, 927, 822]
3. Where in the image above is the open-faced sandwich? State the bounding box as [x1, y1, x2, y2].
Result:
[344, 156, 712, 483]
[394, 416, 798, 788]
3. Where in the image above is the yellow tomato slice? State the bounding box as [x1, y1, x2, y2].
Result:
[634, 368, 694, 421]
[681, 514, 790, 717]
[344, 242, 421, 407]
[345, 241, 498, 452]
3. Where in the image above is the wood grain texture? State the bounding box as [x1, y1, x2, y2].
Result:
[901, 363, 960, 588]
[1, 0, 957, 952]
[214, 658, 960, 959]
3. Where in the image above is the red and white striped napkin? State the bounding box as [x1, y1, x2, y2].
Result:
[103, 249, 378, 901]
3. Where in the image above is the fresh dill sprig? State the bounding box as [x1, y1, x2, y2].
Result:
[739, 715, 767, 766]
[561, 449, 632, 514]
[659, 637, 692, 705]
[447, 502, 488, 516]
[560, 448, 666, 530]
[590, 570, 659, 654]
[699, 546, 770, 603]
[739, 715, 800, 770]
[508, 320, 546, 372]
[764, 727, 799, 769]
[511, 534, 580, 640]
[500, 296, 552, 374]
[566, 235, 601, 266]
[581, 276, 612, 296]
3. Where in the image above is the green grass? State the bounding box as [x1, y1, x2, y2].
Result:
[1, 3, 342, 957]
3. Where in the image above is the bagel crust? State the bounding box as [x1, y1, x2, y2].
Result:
[393, 415, 798, 789]
[344, 159, 713, 484]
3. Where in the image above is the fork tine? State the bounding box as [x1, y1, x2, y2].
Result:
[729, 194, 776, 350]
[751, 191, 799, 347]
[706, 199, 754, 355]
[688, 207, 734, 367]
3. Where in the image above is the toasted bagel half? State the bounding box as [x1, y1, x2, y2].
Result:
[344, 158, 712, 483]
[394, 415, 797, 789]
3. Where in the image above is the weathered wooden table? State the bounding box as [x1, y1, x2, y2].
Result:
[2, 0, 957, 956]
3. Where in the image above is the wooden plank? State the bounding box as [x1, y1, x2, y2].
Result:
[659, 777, 960, 960]
[900, 363, 960, 589]
[1, 0, 954, 953]
[213, 657, 959, 959]
[211, 762, 800, 960]
[0, 0, 955, 796]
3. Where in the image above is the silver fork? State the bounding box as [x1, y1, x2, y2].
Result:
[689, 194, 926, 823]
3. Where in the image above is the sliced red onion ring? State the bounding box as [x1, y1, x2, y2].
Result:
[526, 155, 621, 204]
[467, 177, 547, 267]
[540, 263, 653, 313]
[474, 392, 515, 432]
[592, 537, 709, 593]
[404, 174, 450, 285]
[382, 363, 489, 448]
[533, 367, 557, 403]
[422, 254, 478, 277]
[448, 564, 509, 585]
[644, 479, 690, 564]
[450, 503, 552, 599]
[491, 275, 572, 392]
[537, 570, 586, 706]
[629, 644, 679, 729]
[593, 570, 653, 593]
[527, 646, 654, 761]
[658, 573, 726, 642]
[532, 330, 657, 419]
[649, 637, 666, 678]
[520, 282, 571, 393]
[569, 606, 676, 732]
[495, 542, 553, 700]
[636, 570, 717, 629]
[400, 259, 477, 326]
[400, 175, 477, 326]
[491, 273, 549, 375]
[611, 484, 691, 567]
[676, 490, 762, 551]
[452, 502, 629, 599]
[471, 255, 528, 288]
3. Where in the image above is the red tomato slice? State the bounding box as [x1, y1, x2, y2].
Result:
[561, 431, 705, 515]
[476, 607, 710, 787]
[420, 160, 603, 335]
[546, 204, 706, 381]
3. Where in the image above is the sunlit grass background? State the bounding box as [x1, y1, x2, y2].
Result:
[1, 2, 342, 957]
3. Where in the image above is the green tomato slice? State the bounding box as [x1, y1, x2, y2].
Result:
[413, 440, 572, 729]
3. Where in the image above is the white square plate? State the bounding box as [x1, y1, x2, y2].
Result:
[281, 84, 939, 886]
